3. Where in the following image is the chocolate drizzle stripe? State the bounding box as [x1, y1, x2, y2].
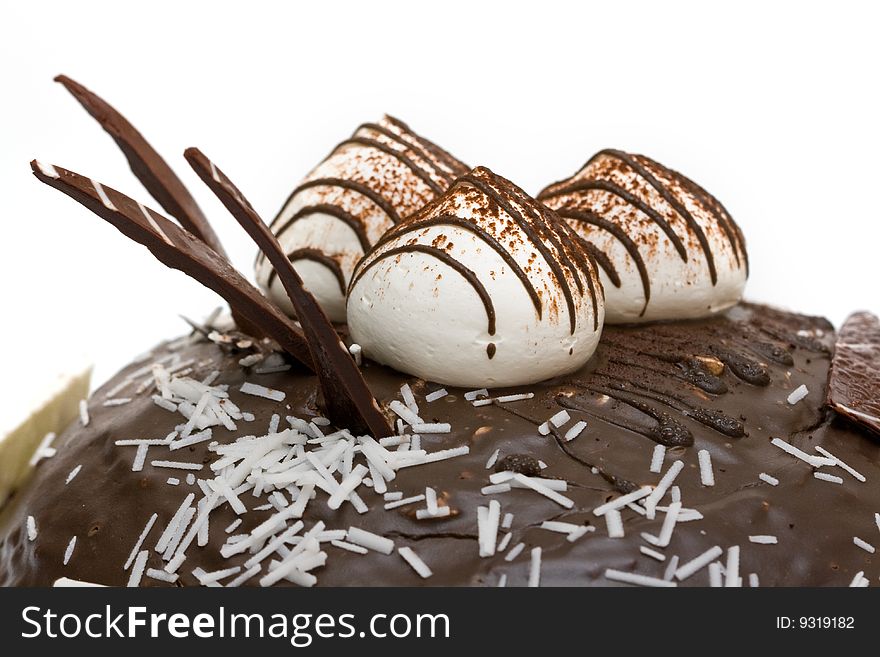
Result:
[261, 176, 402, 269]
[184, 148, 392, 438]
[351, 244, 497, 336]
[577, 385, 694, 447]
[356, 123, 455, 186]
[603, 353, 726, 395]
[539, 178, 689, 262]
[498, 174, 588, 298]
[266, 248, 347, 296]
[269, 177, 402, 231]
[457, 173, 580, 334]
[556, 395, 692, 447]
[372, 214, 543, 319]
[674, 169, 748, 272]
[382, 115, 469, 178]
[588, 373, 745, 437]
[579, 236, 620, 288]
[557, 208, 651, 316]
[54, 76, 226, 258]
[593, 149, 719, 285]
[555, 220, 603, 330]
[271, 203, 372, 252]
[328, 137, 443, 195]
[30, 161, 314, 371]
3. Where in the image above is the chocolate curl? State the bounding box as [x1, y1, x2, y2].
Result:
[54, 75, 260, 337]
[30, 160, 314, 372]
[184, 147, 392, 438]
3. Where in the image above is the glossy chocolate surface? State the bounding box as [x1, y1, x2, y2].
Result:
[2, 303, 878, 586]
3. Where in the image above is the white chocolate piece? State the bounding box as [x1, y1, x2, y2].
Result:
[257, 116, 467, 321]
[348, 166, 604, 388]
[540, 150, 748, 323]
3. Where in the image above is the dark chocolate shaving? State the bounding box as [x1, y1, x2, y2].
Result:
[184, 147, 392, 438]
[55, 75, 261, 338]
[827, 311, 880, 436]
[29, 160, 314, 371]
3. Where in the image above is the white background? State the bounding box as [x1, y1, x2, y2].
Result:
[1, 1, 878, 415]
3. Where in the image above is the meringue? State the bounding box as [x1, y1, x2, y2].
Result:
[539, 150, 748, 323]
[347, 166, 604, 388]
[256, 116, 467, 321]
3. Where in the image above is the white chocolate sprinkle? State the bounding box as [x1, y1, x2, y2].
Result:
[853, 537, 876, 554]
[698, 450, 715, 486]
[749, 535, 778, 545]
[399, 547, 432, 578]
[786, 384, 809, 405]
[605, 569, 677, 587]
[649, 444, 666, 473]
[63, 536, 77, 565]
[814, 472, 843, 484]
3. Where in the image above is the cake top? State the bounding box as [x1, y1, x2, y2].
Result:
[7, 75, 880, 588]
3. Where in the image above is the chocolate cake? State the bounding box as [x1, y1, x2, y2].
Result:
[1, 76, 878, 588]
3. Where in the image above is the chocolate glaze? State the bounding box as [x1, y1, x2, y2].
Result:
[3, 303, 878, 587]
[184, 148, 391, 438]
[827, 312, 880, 436]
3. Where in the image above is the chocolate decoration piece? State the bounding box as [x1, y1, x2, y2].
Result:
[54, 75, 225, 257]
[55, 75, 261, 338]
[184, 147, 391, 438]
[30, 160, 314, 371]
[827, 311, 880, 436]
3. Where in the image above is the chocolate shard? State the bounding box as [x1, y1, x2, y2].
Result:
[184, 147, 392, 438]
[54, 75, 224, 255]
[827, 311, 880, 436]
[30, 160, 314, 372]
[54, 75, 263, 337]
